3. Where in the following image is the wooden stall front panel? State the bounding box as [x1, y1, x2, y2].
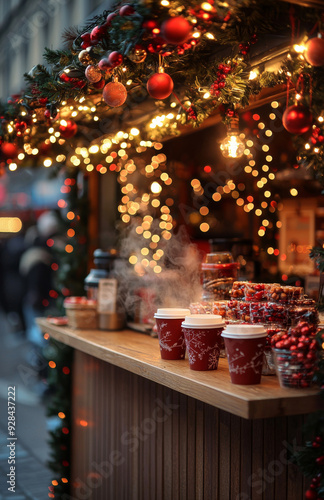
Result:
[72, 350, 308, 500]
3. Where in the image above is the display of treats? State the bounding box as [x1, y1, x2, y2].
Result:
[289, 300, 319, 328]
[262, 302, 289, 327]
[212, 301, 228, 319]
[244, 283, 273, 302]
[271, 321, 318, 388]
[190, 264, 319, 386]
[237, 301, 251, 322]
[230, 281, 247, 300]
[225, 300, 239, 321]
[265, 326, 287, 348]
[249, 302, 265, 324]
[267, 284, 304, 303]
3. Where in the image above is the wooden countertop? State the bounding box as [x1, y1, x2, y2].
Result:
[37, 318, 322, 420]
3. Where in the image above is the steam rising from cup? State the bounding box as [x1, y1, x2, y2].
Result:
[113, 224, 203, 323]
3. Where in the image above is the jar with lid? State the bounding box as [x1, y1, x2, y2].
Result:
[84, 249, 112, 301]
[84, 249, 126, 330]
[201, 252, 239, 301]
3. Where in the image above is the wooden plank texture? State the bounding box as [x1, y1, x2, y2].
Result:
[37, 319, 322, 420]
[71, 350, 309, 499]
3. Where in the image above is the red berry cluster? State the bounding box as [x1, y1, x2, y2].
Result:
[263, 303, 288, 326]
[238, 33, 257, 56]
[210, 63, 232, 97]
[305, 471, 321, 499]
[80, 5, 134, 49]
[271, 321, 318, 388]
[271, 321, 318, 350]
[310, 126, 324, 146]
[14, 121, 27, 136]
[59, 72, 86, 89]
[187, 107, 197, 121]
[265, 327, 285, 348]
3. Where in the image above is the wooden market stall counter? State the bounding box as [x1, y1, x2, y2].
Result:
[37, 318, 322, 500]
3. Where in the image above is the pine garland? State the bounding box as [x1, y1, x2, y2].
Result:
[0, 0, 323, 180]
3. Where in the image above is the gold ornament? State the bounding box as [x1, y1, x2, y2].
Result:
[128, 46, 147, 64]
[85, 64, 102, 83]
[103, 78, 127, 107]
[78, 49, 92, 66]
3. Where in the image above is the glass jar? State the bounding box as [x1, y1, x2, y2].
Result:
[272, 349, 316, 388]
[201, 252, 239, 301]
[262, 302, 289, 327]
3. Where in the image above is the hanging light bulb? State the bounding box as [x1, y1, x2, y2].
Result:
[220, 117, 245, 158]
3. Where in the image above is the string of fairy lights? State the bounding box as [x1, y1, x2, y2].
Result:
[4, 93, 316, 285]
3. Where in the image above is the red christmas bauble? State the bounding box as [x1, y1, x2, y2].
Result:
[305, 37, 324, 67]
[108, 51, 123, 67]
[80, 32, 92, 50]
[305, 489, 318, 500]
[316, 455, 324, 466]
[81, 32, 91, 43]
[147, 72, 174, 100]
[59, 119, 78, 139]
[81, 41, 92, 50]
[161, 16, 191, 45]
[90, 25, 106, 43]
[102, 82, 127, 107]
[98, 58, 110, 71]
[119, 4, 134, 16]
[282, 104, 313, 134]
[105, 12, 117, 26]
[1, 142, 18, 159]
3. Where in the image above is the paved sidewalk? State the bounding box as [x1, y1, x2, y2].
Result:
[0, 313, 53, 499]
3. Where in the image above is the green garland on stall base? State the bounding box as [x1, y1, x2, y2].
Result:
[45, 167, 89, 498]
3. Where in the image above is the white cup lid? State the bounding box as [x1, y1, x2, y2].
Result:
[182, 314, 225, 329]
[154, 308, 191, 319]
[221, 323, 267, 339]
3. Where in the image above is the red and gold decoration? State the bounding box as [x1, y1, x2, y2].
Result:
[0, 0, 324, 180]
[85, 65, 102, 83]
[305, 36, 324, 67]
[102, 78, 127, 107]
[147, 68, 174, 100]
[161, 16, 192, 45]
[282, 103, 313, 135]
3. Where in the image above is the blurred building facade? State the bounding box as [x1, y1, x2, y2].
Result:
[0, 0, 113, 100]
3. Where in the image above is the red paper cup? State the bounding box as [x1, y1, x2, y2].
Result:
[182, 314, 225, 371]
[221, 324, 267, 385]
[154, 308, 190, 360]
